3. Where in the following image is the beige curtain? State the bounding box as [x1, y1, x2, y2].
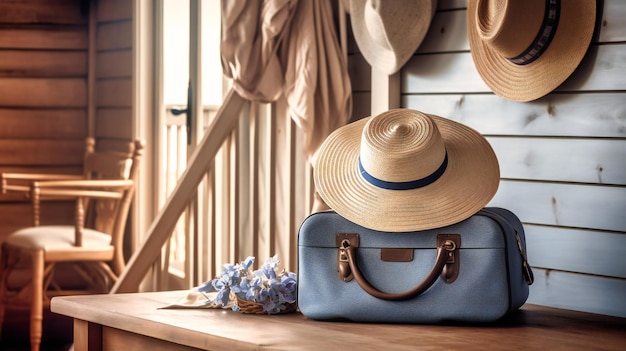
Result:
[221, 0, 352, 162]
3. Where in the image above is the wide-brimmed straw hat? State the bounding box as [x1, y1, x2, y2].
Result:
[314, 109, 500, 232]
[350, 0, 437, 75]
[467, 0, 596, 102]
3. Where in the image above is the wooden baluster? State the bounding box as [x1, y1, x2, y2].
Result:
[75, 197, 84, 247]
[31, 182, 40, 227]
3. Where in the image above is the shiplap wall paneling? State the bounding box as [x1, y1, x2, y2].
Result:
[0, 0, 89, 238]
[389, 0, 626, 317]
[402, 93, 626, 138]
[94, 0, 134, 145]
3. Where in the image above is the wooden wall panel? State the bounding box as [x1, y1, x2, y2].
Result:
[0, 139, 85, 165]
[96, 50, 132, 78]
[96, 21, 132, 51]
[93, 0, 135, 145]
[386, 0, 626, 317]
[90, 0, 136, 265]
[0, 202, 75, 227]
[0, 0, 87, 25]
[418, 10, 468, 54]
[0, 109, 86, 139]
[0, 0, 89, 240]
[403, 93, 626, 138]
[96, 0, 133, 22]
[490, 181, 626, 233]
[488, 138, 626, 185]
[0, 78, 86, 107]
[525, 225, 626, 279]
[530, 269, 626, 318]
[0, 28, 87, 49]
[0, 50, 87, 77]
[600, 0, 626, 42]
[96, 79, 132, 107]
[96, 108, 133, 139]
[559, 45, 626, 91]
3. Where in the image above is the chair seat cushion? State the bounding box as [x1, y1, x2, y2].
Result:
[4, 225, 114, 261]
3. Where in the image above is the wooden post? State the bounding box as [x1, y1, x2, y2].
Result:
[371, 68, 400, 115]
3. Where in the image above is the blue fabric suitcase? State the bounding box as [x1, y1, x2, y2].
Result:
[297, 207, 534, 323]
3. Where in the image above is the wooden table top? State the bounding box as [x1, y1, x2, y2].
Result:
[51, 290, 626, 351]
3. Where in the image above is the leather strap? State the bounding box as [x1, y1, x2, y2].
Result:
[339, 234, 460, 301]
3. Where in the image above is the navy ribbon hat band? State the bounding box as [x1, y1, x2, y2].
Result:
[508, 0, 560, 65]
[358, 152, 449, 191]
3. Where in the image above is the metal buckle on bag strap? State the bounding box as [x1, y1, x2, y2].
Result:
[337, 233, 359, 282]
[438, 234, 460, 283]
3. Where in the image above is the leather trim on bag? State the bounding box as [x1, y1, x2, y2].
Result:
[380, 248, 413, 262]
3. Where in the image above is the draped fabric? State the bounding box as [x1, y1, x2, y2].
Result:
[221, 0, 352, 162]
[220, 0, 296, 103]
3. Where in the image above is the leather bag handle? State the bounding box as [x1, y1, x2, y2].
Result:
[337, 234, 460, 301]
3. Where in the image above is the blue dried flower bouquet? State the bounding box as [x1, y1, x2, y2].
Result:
[198, 255, 297, 315]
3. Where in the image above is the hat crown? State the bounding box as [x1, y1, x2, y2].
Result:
[363, 0, 420, 52]
[351, 0, 436, 75]
[359, 109, 446, 183]
[363, 0, 393, 51]
[476, 0, 545, 58]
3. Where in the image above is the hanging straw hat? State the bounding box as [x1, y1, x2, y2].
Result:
[314, 109, 500, 232]
[350, 0, 437, 75]
[467, 0, 596, 102]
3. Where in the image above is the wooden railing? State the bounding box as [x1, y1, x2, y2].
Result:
[113, 90, 314, 292]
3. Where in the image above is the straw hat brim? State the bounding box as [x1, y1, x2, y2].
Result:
[467, 0, 596, 102]
[314, 114, 500, 232]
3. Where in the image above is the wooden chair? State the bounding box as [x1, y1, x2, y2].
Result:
[0, 137, 144, 351]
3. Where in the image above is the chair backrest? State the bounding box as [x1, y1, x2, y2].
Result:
[82, 137, 144, 273]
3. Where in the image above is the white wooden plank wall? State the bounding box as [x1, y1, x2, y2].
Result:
[348, 0, 626, 317]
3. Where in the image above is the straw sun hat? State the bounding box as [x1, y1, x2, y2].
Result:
[350, 0, 437, 75]
[467, 0, 596, 102]
[314, 109, 500, 232]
